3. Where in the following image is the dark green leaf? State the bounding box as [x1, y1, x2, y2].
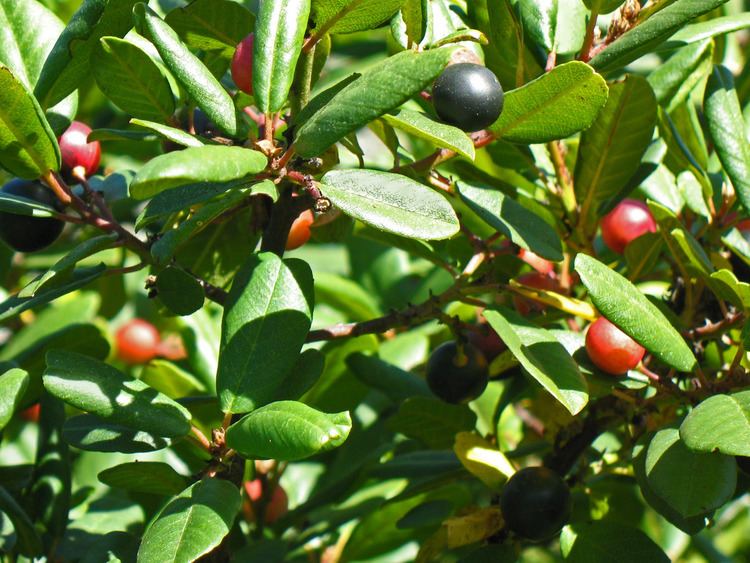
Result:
[217, 253, 314, 413]
[165, 0, 254, 53]
[387, 396, 476, 449]
[0, 191, 60, 218]
[489, 61, 608, 144]
[647, 40, 713, 112]
[98, 462, 188, 496]
[0, 368, 29, 431]
[560, 522, 669, 562]
[320, 169, 459, 240]
[680, 390, 750, 456]
[574, 254, 696, 371]
[133, 3, 237, 136]
[382, 109, 475, 160]
[581, 0, 623, 14]
[272, 348, 325, 402]
[295, 47, 455, 157]
[62, 414, 172, 453]
[43, 350, 192, 438]
[0, 487, 42, 557]
[137, 479, 241, 563]
[401, 0, 429, 45]
[664, 13, 750, 49]
[312, 0, 402, 34]
[226, 400, 351, 460]
[156, 267, 205, 316]
[347, 352, 431, 402]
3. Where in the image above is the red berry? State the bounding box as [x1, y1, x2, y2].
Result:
[59, 121, 101, 177]
[600, 199, 656, 254]
[243, 479, 289, 524]
[286, 209, 314, 251]
[20, 403, 40, 423]
[231, 34, 254, 95]
[513, 272, 559, 316]
[115, 319, 161, 365]
[585, 317, 645, 375]
[519, 248, 554, 275]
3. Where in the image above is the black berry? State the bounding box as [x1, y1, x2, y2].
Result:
[432, 63, 504, 132]
[500, 467, 572, 541]
[426, 341, 488, 404]
[0, 179, 65, 252]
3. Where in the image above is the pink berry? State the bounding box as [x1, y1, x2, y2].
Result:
[600, 199, 657, 254]
[59, 121, 101, 177]
[231, 34, 254, 95]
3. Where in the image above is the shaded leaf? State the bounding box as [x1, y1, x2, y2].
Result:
[98, 462, 188, 496]
[62, 414, 171, 453]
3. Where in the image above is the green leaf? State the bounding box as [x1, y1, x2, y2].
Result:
[226, 400, 352, 460]
[347, 352, 431, 403]
[0, 368, 29, 432]
[401, 0, 429, 45]
[315, 272, 381, 321]
[92, 37, 175, 122]
[387, 396, 476, 449]
[647, 40, 713, 112]
[576, 75, 657, 231]
[382, 109, 475, 160]
[34, 0, 139, 109]
[137, 479, 241, 563]
[589, 0, 729, 74]
[140, 360, 206, 399]
[457, 181, 563, 261]
[489, 61, 608, 144]
[0, 487, 43, 557]
[62, 414, 172, 453]
[664, 13, 750, 49]
[0, 191, 60, 218]
[165, 0, 254, 54]
[707, 270, 750, 311]
[295, 47, 455, 158]
[704, 65, 750, 216]
[574, 254, 696, 372]
[483, 307, 588, 415]
[98, 462, 188, 496]
[644, 427, 735, 518]
[130, 146, 267, 200]
[560, 522, 669, 563]
[516, 0, 557, 52]
[272, 348, 325, 402]
[581, 0, 623, 14]
[624, 232, 663, 280]
[130, 119, 204, 148]
[320, 169, 459, 240]
[254, 0, 311, 113]
[0, 65, 61, 178]
[312, 0, 403, 34]
[43, 350, 192, 438]
[133, 3, 237, 136]
[680, 390, 750, 456]
[156, 267, 205, 316]
[217, 253, 314, 414]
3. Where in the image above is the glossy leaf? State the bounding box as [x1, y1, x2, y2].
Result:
[647, 40, 713, 112]
[156, 267, 205, 316]
[130, 146, 266, 200]
[98, 462, 188, 496]
[130, 119, 204, 148]
[295, 47, 455, 157]
[453, 432, 514, 489]
[576, 75, 656, 230]
[0, 65, 61, 178]
[665, 13, 750, 49]
[62, 414, 171, 453]
[704, 65, 750, 216]
[217, 253, 314, 413]
[575, 254, 696, 372]
[165, 0, 254, 54]
[312, 0, 402, 34]
[0, 368, 29, 432]
[483, 307, 588, 415]
[680, 391, 750, 456]
[381, 109, 475, 160]
[645, 428, 735, 518]
[92, 37, 175, 122]
[320, 169, 459, 240]
[458, 181, 563, 260]
[226, 400, 352, 460]
[589, 0, 729, 74]
[561, 522, 670, 562]
[489, 61, 608, 144]
[133, 3, 237, 136]
[34, 0, 138, 109]
[137, 479, 241, 563]
[43, 350, 192, 438]
[254, 0, 311, 113]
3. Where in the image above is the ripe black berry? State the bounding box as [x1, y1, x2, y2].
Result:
[0, 179, 65, 252]
[432, 63, 504, 132]
[426, 341, 488, 404]
[500, 467, 572, 541]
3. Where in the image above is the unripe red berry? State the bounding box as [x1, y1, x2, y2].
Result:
[231, 34, 254, 95]
[585, 316, 645, 375]
[519, 248, 555, 275]
[286, 209, 314, 251]
[59, 121, 101, 178]
[115, 319, 161, 365]
[600, 199, 656, 254]
[243, 479, 289, 524]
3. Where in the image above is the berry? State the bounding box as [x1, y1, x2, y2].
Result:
[585, 316, 645, 376]
[0, 179, 65, 252]
[426, 341, 488, 404]
[59, 121, 101, 178]
[512, 272, 560, 316]
[600, 198, 656, 254]
[20, 403, 40, 423]
[243, 479, 289, 524]
[500, 467, 572, 541]
[286, 209, 314, 251]
[115, 319, 161, 365]
[519, 248, 554, 275]
[466, 324, 505, 362]
[432, 63, 504, 132]
[231, 34, 254, 95]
